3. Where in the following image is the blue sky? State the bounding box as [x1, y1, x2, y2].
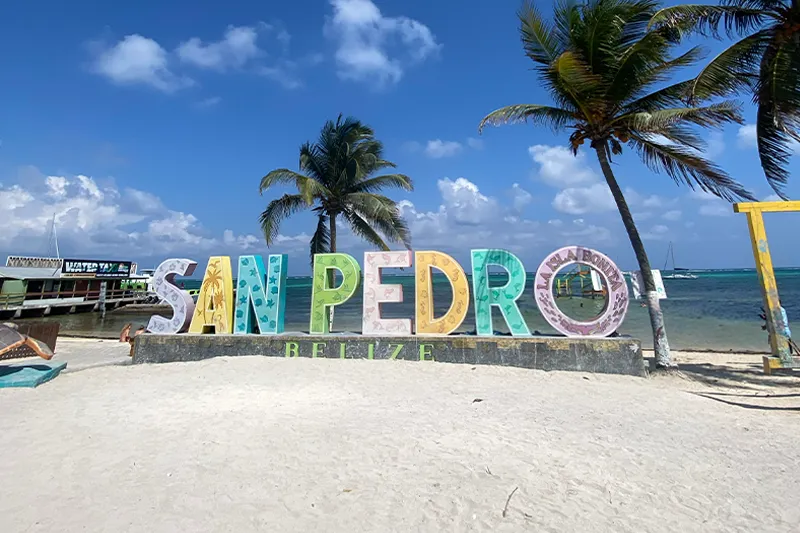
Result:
[1, 0, 799, 275]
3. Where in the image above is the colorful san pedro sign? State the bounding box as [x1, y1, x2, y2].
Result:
[146, 246, 630, 338]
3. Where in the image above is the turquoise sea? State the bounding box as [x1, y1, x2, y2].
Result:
[21, 268, 800, 353]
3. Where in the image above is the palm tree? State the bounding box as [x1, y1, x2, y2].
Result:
[650, 1, 799, 199]
[260, 114, 413, 264]
[479, 0, 756, 368]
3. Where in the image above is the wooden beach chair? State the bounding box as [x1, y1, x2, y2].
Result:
[0, 323, 54, 361]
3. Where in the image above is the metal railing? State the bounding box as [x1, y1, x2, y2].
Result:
[0, 288, 149, 310]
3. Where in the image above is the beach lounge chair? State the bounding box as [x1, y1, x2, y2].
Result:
[0, 323, 54, 361]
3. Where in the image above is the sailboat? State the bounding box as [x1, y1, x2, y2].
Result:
[662, 242, 698, 279]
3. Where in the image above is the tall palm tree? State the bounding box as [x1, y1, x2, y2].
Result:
[260, 115, 413, 265]
[650, 0, 800, 199]
[479, 0, 755, 368]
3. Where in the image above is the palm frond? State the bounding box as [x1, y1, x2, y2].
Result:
[308, 212, 330, 266]
[478, 104, 577, 132]
[259, 169, 330, 204]
[621, 79, 694, 113]
[610, 45, 705, 106]
[628, 134, 756, 201]
[753, 32, 800, 199]
[615, 101, 743, 131]
[350, 174, 414, 194]
[342, 210, 391, 251]
[518, 0, 562, 65]
[649, 4, 772, 38]
[689, 29, 771, 101]
[553, 51, 603, 102]
[346, 193, 411, 248]
[259, 194, 310, 246]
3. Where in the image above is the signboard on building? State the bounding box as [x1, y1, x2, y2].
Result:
[61, 259, 132, 278]
[6, 256, 64, 269]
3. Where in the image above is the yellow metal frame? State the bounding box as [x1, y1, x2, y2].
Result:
[734, 201, 800, 373]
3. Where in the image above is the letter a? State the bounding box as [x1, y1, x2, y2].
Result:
[190, 256, 234, 334]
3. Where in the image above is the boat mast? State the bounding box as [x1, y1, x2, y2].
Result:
[52, 214, 60, 259]
[663, 242, 674, 271]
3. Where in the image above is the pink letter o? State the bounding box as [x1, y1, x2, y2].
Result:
[533, 246, 629, 337]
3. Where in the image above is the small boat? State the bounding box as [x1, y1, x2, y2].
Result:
[662, 242, 698, 279]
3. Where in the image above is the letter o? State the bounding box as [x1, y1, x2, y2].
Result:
[533, 246, 629, 337]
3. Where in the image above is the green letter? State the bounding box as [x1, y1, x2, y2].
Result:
[312, 342, 326, 358]
[419, 344, 434, 361]
[309, 253, 362, 334]
[285, 342, 299, 358]
[339, 343, 347, 359]
[470, 249, 531, 336]
[389, 343, 404, 360]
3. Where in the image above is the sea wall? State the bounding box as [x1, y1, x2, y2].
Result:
[133, 334, 646, 377]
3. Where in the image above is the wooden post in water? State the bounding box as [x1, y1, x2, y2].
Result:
[99, 281, 108, 319]
[734, 201, 800, 373]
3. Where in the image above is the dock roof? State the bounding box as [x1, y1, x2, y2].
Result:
[0, 267, 63, 280]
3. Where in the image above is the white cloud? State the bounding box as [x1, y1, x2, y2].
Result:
[737, 123, 800, 155]
[437, 178, 497, 224]
[642, 224, 670, 241]
[762, 194, 784, 202]
[424, 140, 463, 158]
[223, 229, 260, 251]
[737, 124, 757, 148]
[699, 202, 732, 217]
[393, 177, 614, 265]
[324, 0, 440, 85]
[662, 210, 682, 221]
[509, 183, 533, 212]
[0, 168, 262, 260]
[466, 137, 484, 150]
[177, 26, 261, 71]
[690, 188, 734, 217]
[92, 35, 193, 93]
[528, 145, 598, 187]
[258, 63, 303, 89]
[45, 176, 68, 198]
[552, 182, 616, 215]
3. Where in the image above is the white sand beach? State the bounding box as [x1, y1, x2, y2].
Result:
[1, 341, 799, 533]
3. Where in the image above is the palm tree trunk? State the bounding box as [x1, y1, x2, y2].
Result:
[594, 144, 673, 368]
[330, 213, 337, 253]
[327, 213, 337, 332]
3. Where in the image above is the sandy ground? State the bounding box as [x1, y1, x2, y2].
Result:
[1, 342, 799, 533]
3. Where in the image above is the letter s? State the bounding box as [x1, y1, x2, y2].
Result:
[146, 258, 198, 334]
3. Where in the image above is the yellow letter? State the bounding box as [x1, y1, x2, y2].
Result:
[415, 251, 470, 335]
[189, 256, 233, 334]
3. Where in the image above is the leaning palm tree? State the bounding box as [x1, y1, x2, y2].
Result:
[260, 114, 413, 264]
[479, 0, 756, 368]
[650, 0, 800, 199]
